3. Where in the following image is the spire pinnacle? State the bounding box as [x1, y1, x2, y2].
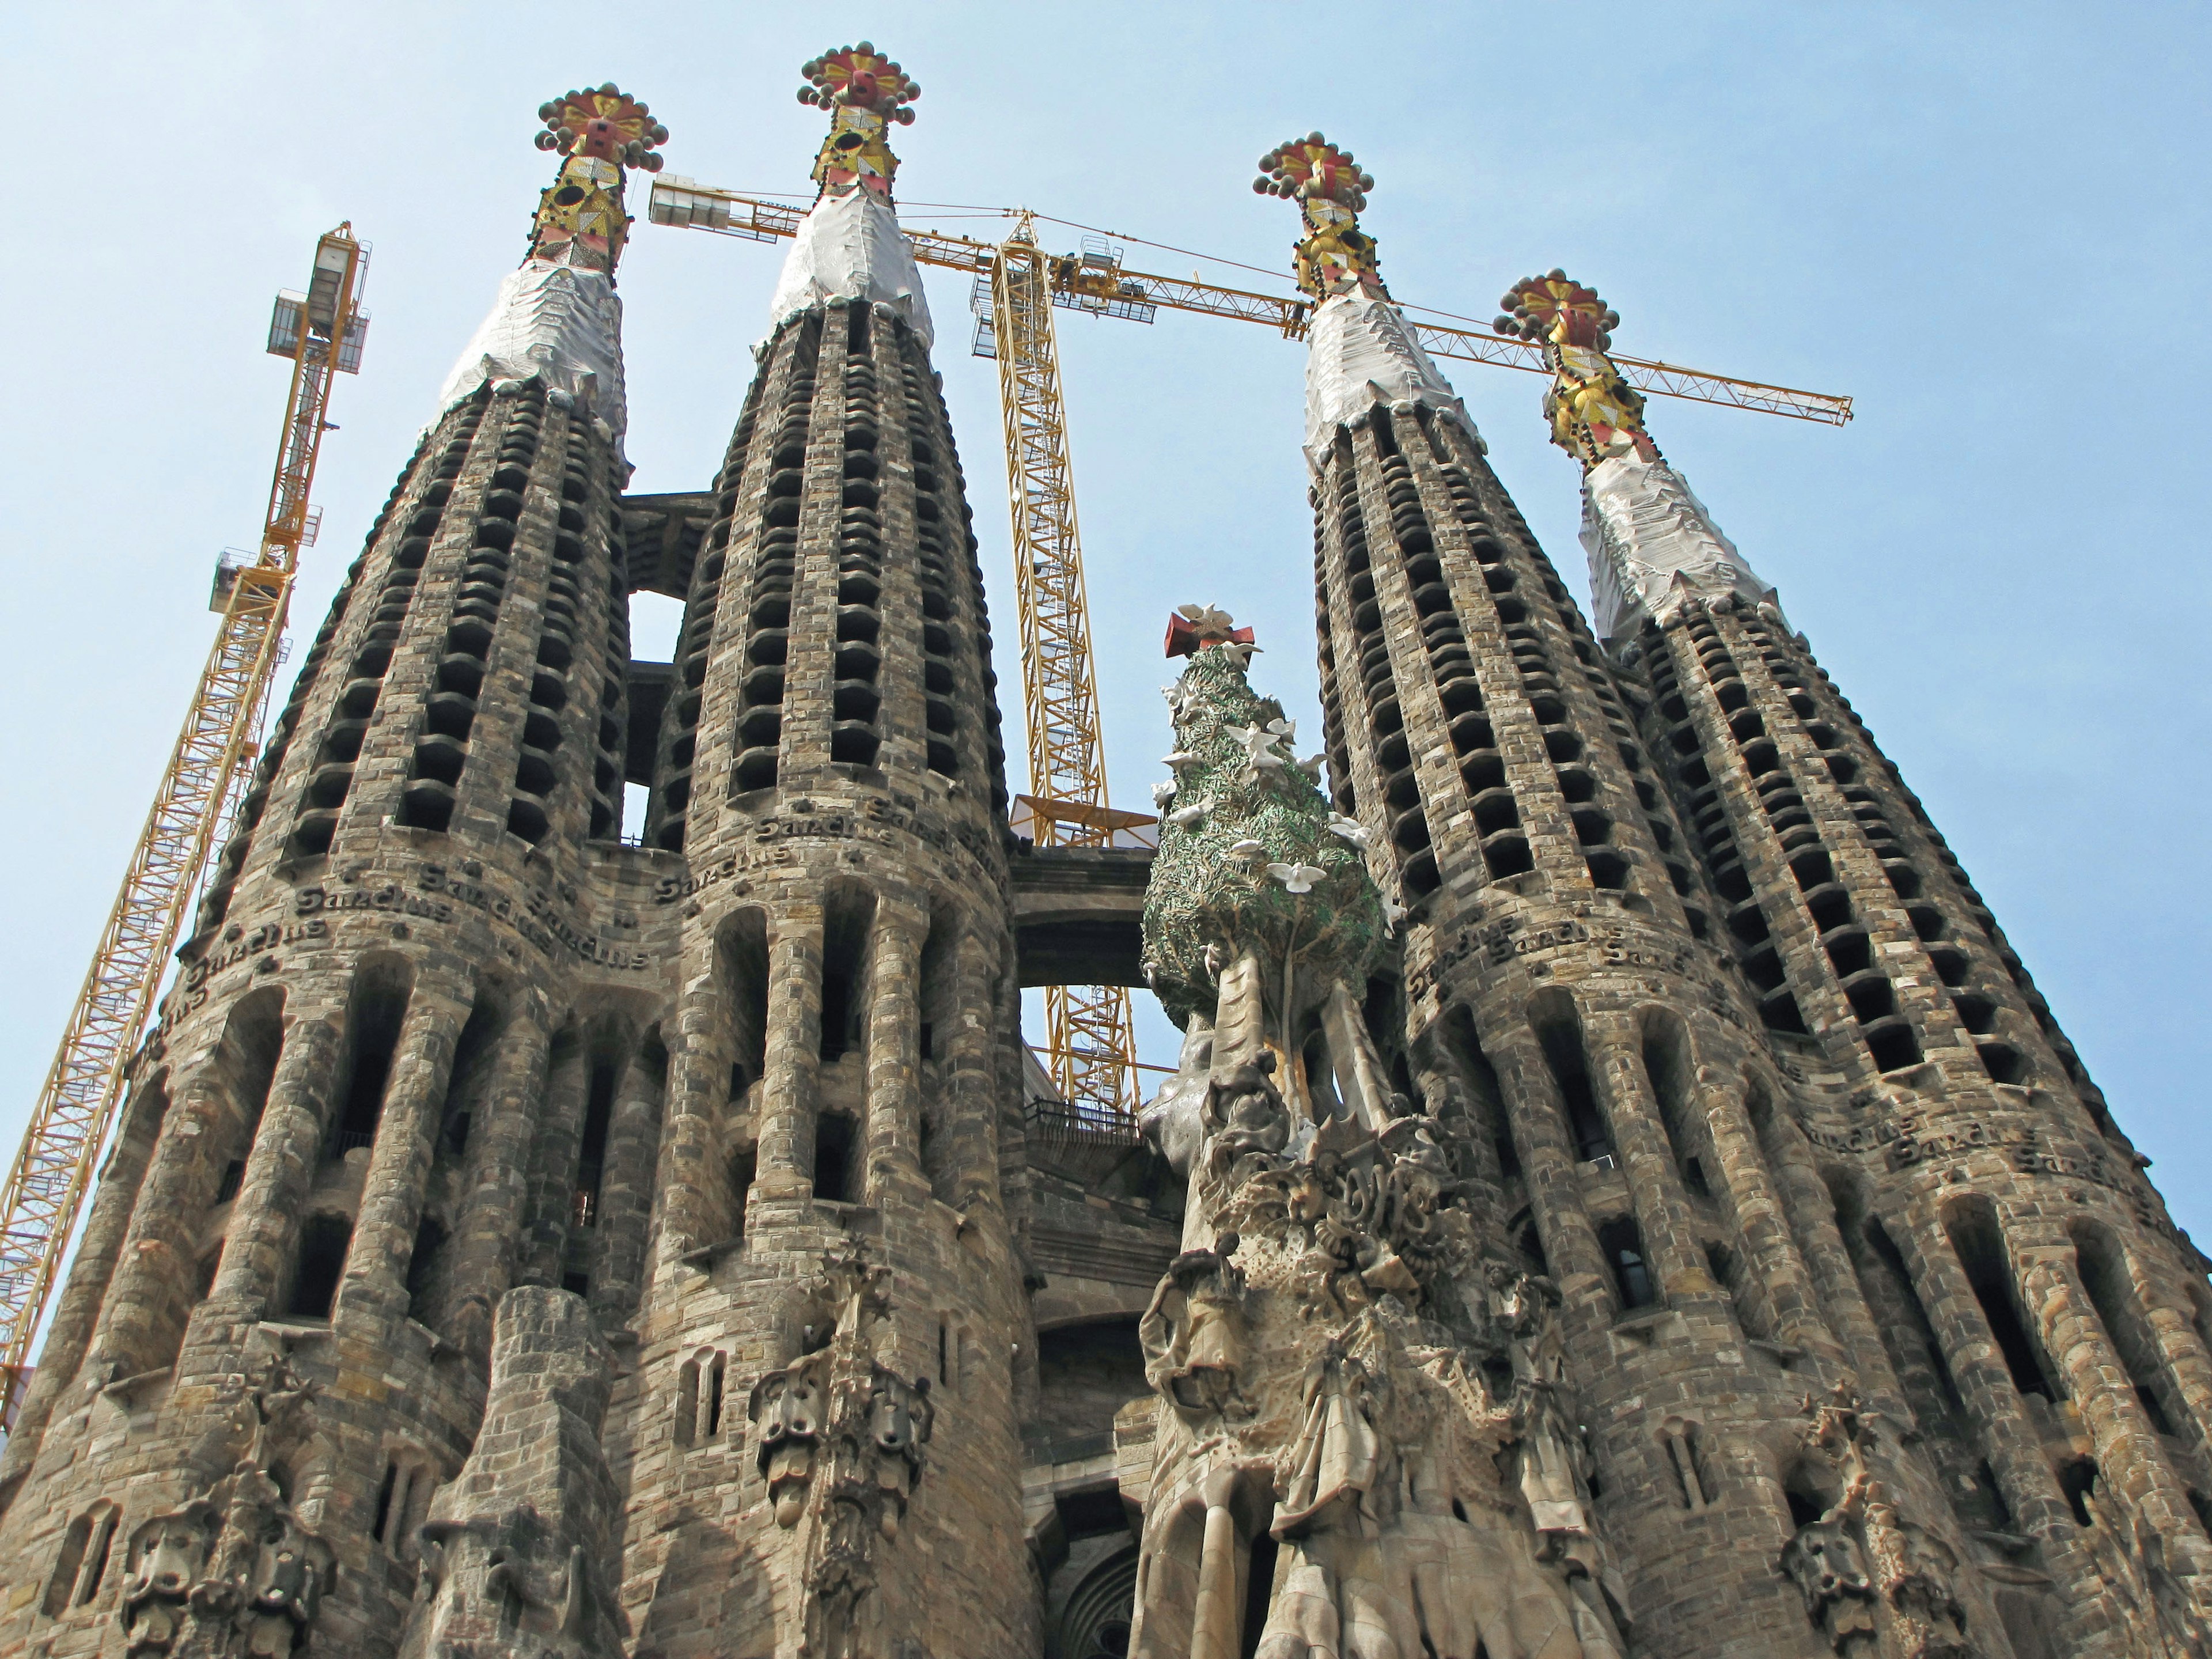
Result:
[528, 85, 669, 274]
[1254, 134, 1382, 299]
[1497, 271, 1657, 468]
[798, 44, 921, 201]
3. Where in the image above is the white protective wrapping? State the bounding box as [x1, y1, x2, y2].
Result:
[1303, 290, 1472, 465]
[435, 259, 628, 455]
[1581, 453, 1783, 641]
[767, 188, 934, 350]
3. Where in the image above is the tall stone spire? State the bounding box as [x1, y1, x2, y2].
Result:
[1510, 268, 2212, 1650]
[618, 46, 1030, 1657]
[1497, 272, 1778, 642]
[1258, 134, 1993, 1659]
[0, 85, 675, 1659]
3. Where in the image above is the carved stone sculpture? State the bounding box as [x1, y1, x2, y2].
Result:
[117, 1355, 335, 1659]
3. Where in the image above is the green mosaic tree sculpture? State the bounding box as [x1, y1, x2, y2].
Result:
[1141, 605, 1389, 1032]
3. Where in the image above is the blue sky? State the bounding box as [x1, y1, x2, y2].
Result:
[5, 3, 2208, 1252]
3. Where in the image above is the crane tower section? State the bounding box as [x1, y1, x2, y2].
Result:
[0, 227, 365, 1422]
[983, 213, 1141, 1118]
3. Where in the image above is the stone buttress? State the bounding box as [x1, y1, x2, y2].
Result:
[609, 46, 1035, 1659]
[0, 88, 680, 1659]
[1270, 136, 1952, 1658]
[1500, 266, 2212, 1656]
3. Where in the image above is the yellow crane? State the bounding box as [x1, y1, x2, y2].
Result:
[650, 177, 1850, 1121]
[977, 213, 1149, 1119]
[0, 226, 366, 1423]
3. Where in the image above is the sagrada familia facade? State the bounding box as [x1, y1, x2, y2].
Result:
[2, 50, 2206, 1659]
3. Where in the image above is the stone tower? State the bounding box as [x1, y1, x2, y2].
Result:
[0, 84, 675, 1658]
[1497, 266, 2212, 1656]
[607, 43, 1035, 1659]
[1202, 126, 2212, 1659]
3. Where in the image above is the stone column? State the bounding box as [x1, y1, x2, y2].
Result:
[207, 1005, 346, 1314]
[1487, 1022, 1611, 1300]
[941, 926, 1002, 1211]
[0, 1069, 171, 1503]
[862, 906, 925, 1200]
[1321, 979, 1392, 1130]
[1585, 1018, 1710, 1299]
[648, 935, 737, 1261]
[590, 1040, 666, 1325]
[1698, 1077, 1835, 1357]
[752, 906, 825, 1207]
[518, 1036, 594, 1288]
[2134, 1247, 2212, 1455]
[2028, 1242, 2211, 1566]
[1748, 1091, 1904, 1404]
[444, 1004, 552, 1363]
[334, 978, 472, 1327]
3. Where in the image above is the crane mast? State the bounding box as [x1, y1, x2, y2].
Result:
[984, 214, 1141, 1119]
[0, 226, 366, 1423]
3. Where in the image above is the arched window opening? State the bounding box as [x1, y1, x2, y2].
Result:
[1533, 994, 1612, 1165]
[573, 1055, 616, 1228]
[813, 1112, 857, 1205]
[729, 1143, 758, 1238]
[818, 887, 875, 1064]
[403, 1215, 447, 1310]
[1516, 1216, 1550, 1279]
[1827, 1169, 1964, 1419]
[2056, 1456, 2099, 1527]
[1660, 1418, 1710, 1509]
[1945, 1202, 2057, 1400]
[1440, 1006, 1516, 1183]
[1599, 1217, 1655, 1311]
[1639, 1012, 1699, 1181]
[436, 995, 502, 1160]
[42, 1502, 119, 1616]
[331, 967, 412, 1158]
[287, 1214, 352, 1321]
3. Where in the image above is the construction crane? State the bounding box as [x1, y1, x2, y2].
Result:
[0, 226, 366, 1426]
[974, 212, 1150, 1120]
[650, 179, 1853, 1118]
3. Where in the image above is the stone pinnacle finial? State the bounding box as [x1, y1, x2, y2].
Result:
[526, 85, 669, 272]
[798, 43, 921, 200]
[1254, 132, 1383, 300]
[1497, 270, 1657, 468]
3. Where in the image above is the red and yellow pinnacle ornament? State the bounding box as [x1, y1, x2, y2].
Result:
[527, 84, 669, 272]
[798, 43, 921, 200]
[1255, 133, 1382, 300]
[1497, 271, 1657, 467]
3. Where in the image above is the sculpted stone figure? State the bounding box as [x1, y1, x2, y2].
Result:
[120, 1503, 217, 1657]
[749, 1353, 831, 1527]
[1780, 1509, 1878, 1656]
[1141, 1238, 1255, 1425]
[1205, 1056, 1292, 1174]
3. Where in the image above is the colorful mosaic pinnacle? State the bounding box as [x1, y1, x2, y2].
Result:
[799, 43, 921, 199]
[527, 85, 668, 272]
[1255, 132, 1384, 299]
[1498, 270, 1658, 467]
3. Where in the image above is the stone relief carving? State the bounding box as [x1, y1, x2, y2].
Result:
[744, 1244, 937, 1657]
[1783, 1384, 1974, 1659]
[119, 1357, 334, 1658]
